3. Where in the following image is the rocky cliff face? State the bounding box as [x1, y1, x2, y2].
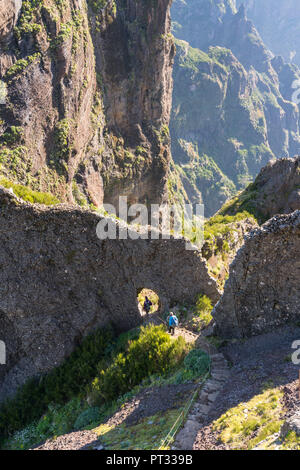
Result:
[236, 0, 300, 67]
[171, 0, 300, 216]
[202, 156, 300, 291]
[0, 0, 174, 209]
[0, 186, 219, 402]
[213, 210, 300, 338]
[221, 156, 300, 223]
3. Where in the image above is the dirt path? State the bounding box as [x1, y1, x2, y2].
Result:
[143, 313, 199, 344]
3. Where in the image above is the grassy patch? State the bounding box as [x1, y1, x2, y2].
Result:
[0, 176, 60, 205]
[95, 408, 183, 450]
[212, 387, 284, 449]
[218, 182, 266, 224]
[204, 211, 255, 242]
[281, 431, 300, 450]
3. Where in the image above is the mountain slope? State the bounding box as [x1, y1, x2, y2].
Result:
[236, 0, 300, 67]
[171, 0, 300, 216]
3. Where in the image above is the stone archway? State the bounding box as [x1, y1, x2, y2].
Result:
[137, 288, 161, 317]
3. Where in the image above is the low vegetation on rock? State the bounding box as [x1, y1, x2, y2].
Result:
[1, 323, 210, 450]
[212, 385, 283, 449]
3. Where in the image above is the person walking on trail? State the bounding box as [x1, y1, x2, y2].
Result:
[168, 312, 178, 336]
[143, 296, 152, 315]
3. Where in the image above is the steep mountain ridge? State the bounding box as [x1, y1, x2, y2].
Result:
[171, 0, 300, 216]
[236, 0, 300, 67]
[220, 155, 300, 223]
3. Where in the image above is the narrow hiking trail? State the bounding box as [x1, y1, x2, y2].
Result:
[143, 312, 200, 344]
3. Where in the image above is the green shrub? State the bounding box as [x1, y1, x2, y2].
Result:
[35, 398, 83, 438]
[0, 177, 60, 205]
[4, 398, 85, 450]
[183, 349, 210, 376]
[192, 294, 213, 330]
[74, 406, 101, 430]
[5, 54, 41, 81]
[90, 325, 187, 403]
[14, 0, 42, 40]
[51, 22, 73, 48]
[195, 294, 212, 315]
[0, 328, 113, 441]
[1, 127, 24, 146]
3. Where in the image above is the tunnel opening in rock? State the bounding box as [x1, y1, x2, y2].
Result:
[137, 288, 160, 317]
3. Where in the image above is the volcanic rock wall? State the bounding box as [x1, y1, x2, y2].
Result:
[0, 187, 219, 401]
[213, 210, 300, 338]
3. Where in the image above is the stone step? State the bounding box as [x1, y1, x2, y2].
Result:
[202, 380, 220, 392]
[188, 414, 201, 421]
[207, 392, 220, 403]
[211, 354, 225, 361]
[174, 351, 229, 451]
[197, 404, 211, 414]
[212, 373, 230, 382]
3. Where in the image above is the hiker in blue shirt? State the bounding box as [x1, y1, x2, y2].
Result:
[168, 312, 178, 335]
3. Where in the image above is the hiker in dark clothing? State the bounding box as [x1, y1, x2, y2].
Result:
[168, 312, 178, 335]
[143, 296, 152, 315]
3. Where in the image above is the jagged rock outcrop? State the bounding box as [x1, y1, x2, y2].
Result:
[0, 186, 219, 402]
[0, 0, 174, 208]
[171, 0, 236, 53]
[0, 0, 22, 72]
[222, 156, 300, 223]
[202, 217, 258, 289]
[213, 210, 300, 338]
[170, 0, 300, 216]
[0, 0, 21, 43]
[246, 156, 300, 220]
